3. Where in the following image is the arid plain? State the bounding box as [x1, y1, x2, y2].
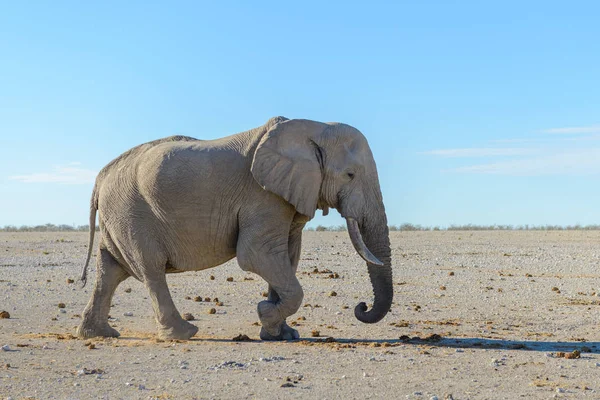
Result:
[1, 230, 599, 399]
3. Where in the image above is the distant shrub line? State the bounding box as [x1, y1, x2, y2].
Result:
[2, 223, 600, 232]
[0, 224, 99, 232]
[306, 223, 600, 232]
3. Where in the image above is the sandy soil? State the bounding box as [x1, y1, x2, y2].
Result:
[1, 230, 599, 399]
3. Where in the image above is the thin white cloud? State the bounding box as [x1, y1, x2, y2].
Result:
[448, 149, 600, 176]
[542, 125, 600, 134]
[10, 164, 97, 184]
[421, 148, 537, 157]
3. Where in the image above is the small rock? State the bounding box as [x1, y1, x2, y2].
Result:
[138, 384, 146, 390]
[87, 343, 96, 350]
[413, 392, 422, 396]
[261, 292, 268, 297]
[329, 291, 337, 297]
[204, 297, 211, 302]
[216, 302, 224, 306]
[595, 362, 600, 367]
[210, 275, 215, 280]
[232, 334, 251, 342]
[0, 310, 10, 319]
[193, 296, 202, 302]
[124, 288, 132, 293]
[66, 278, 75, 284]
[73, 382, 80, 387]
[311, 330, 320, 337]
[281, 382, 295, 388]
[556, 388, 566, 393]
[565, 350, 581, 359]
[123, 312, 134, 317]
[448, 271, 455, 276]
[431, 396, 439, 400]
[2, 345, 10, 351]
[59, 309, 66, 314]
[182, 313, 195, 321]
[57, 303, 66, 308]
[208, 308, 216, 314]
[226, 277, 234, 282]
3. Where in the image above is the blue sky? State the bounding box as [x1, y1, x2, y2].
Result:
[1, 1, 600, 228]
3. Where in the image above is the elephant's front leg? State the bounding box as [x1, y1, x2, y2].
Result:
[264, 285, 301, 340]
[237, 238, 303, 341]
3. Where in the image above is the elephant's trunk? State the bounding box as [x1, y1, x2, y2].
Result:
[346, 214, 393, 324]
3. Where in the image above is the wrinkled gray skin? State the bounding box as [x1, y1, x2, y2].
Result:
[77, 117, 392, 341]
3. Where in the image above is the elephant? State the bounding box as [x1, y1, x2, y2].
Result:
[76, 116, 392, 341]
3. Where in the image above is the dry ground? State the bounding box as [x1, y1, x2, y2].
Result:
[1, 230, 599, 399]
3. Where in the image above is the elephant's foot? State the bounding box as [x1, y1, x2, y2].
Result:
[76, 321, 120, 339]
[157, 320, 199, 340]
[257, 300, 299, 340]
[260, 321, 299, 341]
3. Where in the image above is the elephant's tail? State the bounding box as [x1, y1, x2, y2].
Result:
[79, 184, 98, 287]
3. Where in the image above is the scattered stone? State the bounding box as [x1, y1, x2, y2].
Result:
[66, 278, 75, 284]
[556, 388, 566, 393]
[208, 360, 249, 370]
[552, 287, 561, 293]
[1, 345, 10, 351]
[216, 302, 224, 306]
[448, 271, 455, 276]
[281, 382, 295, 388]
[124, 288, 132, 293]
[182, 313, 195, 321]
[213, 297, 219, 303]
[440, 286, 446, 290]
[297, 316, 306, 321]
[0, 311, 10, 319]
[261, 292, 268, 297]
[193, 296, 202, 302]
[210, 275, 215, 280]
[226, 277, 234, 282]
[123, 312, 134, 317]
[329, 291, 337, 297]
[565, 350, 581, 359]
[57, 303, 66, 308]
[76, 367, 105, 375]
[244, 277, 254, 281]
[204, 297, 211, 302]
[232, 334, 251, 341]
[87, 343, 96, 350]
[208, 308, 216, 314]
[185, 296, 191, 300]
[311, 330, 320, 337]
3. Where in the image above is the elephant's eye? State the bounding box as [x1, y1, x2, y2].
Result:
[347, 172, 355, 179]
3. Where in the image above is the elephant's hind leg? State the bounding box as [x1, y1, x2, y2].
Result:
[144, 273, 199, 340]
[77, 248, 129, 338]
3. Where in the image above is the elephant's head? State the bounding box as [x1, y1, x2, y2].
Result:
[252, 117, 392, 324]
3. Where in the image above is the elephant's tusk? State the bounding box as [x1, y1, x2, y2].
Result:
[345, 217, 384, 266]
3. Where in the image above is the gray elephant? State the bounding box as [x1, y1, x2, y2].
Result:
[77, 117, 392, 341]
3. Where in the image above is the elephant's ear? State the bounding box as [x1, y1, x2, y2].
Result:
[251, 119, 327, 219]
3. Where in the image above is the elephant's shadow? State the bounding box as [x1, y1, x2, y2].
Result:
[299, 336, 600, 354]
